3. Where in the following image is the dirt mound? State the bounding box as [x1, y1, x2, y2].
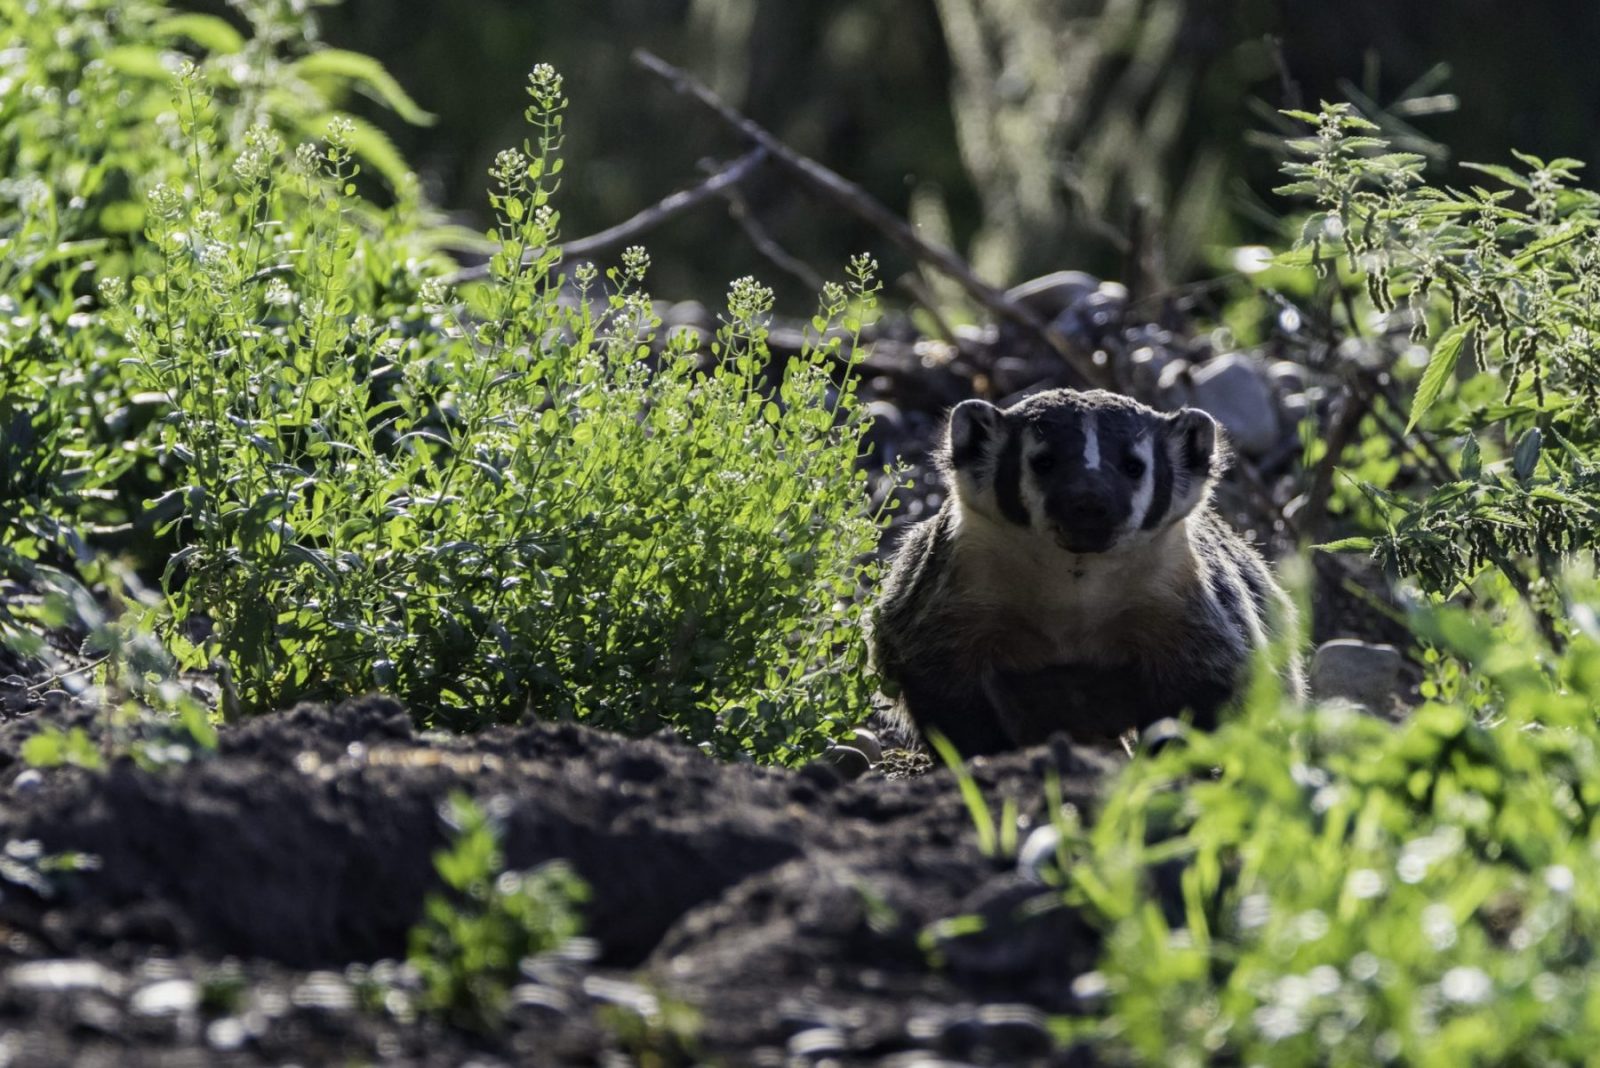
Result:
[0, 696, 1117, 1065]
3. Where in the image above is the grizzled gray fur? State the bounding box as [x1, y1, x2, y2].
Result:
[870, 388, 1304, 755]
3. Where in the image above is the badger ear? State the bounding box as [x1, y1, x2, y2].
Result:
[947, 399, 1004, 470]
[1169, 407, 1220, 477]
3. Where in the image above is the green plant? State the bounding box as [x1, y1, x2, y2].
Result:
[1275, 103, 1600, 624]
[90, 52, 884, 756]
[407, 793, 589, 1033]
[927, 729, 1019, 859]
[1058, 575, 1600, 1066]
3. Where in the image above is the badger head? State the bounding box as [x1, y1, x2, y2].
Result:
[943, 388, 1224, 554]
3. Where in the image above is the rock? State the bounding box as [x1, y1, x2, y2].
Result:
[821, 745, 872, 781]
[862, 401, 907, 468]
[1311, 639, 1404, 712]
[841, 728, 883, 764]
[129, 978, 200, 1017]
[1280, 392, 1310, 430]
[662, 300, 715, 333]
[1016, 825, 1061, 883]
[13, 768, 42, 792]
[1156, 359, 1194, 409]
[1005, 271, 1099, 320]
[1057, 285, 1127, 350]
[9, 960, 125, 996]
[787, 1025, 848, 1061]
[1127, 345, 1174, 396]
[976, 1003, 1053, 1060]
[1267, 360, 1308, 395]
[1188, 353, 1281, 457]
[1137, 718, 1189, 756]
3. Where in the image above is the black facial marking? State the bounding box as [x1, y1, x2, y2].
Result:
[994, 429, 1030, 526]
[1142, 435, 1173, 530]
[949, 417, 988, 469]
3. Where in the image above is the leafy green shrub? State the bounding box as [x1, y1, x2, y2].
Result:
[1059, 581, 1600, 1065]
[1275, 103, 1600, 613]
[407, 793, 588, 1033]
[0, 0, 446, 573]
[79, 44, 882, 754]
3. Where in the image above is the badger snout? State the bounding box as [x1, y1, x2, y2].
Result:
[1047, 484, 1126, 553]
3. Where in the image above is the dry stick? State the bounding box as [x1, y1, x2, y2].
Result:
[896, 270, 961, 345]
[1299, 377, 1373, 545]
[632, 48, 1113, 390]
[448, 148, 770, 284]
[716, 181, 827, 293]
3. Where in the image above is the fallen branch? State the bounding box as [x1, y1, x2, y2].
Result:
[448, 148, 769, 284]
[716, 179, 827, 294]
[632, 48, 1112, 389]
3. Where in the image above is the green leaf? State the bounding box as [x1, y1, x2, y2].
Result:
[1271, 246, 1320, 268]
[1406, 319, 1475, 433]
[153, 14, 247, 55]
[290, 49, 437, 127]
[1314, 536, 1377, 553]
[1512, 427, 1542, 482]
[1459, 434, 1482, 480]
[1460, 161, 1530, 191]
[100, 45, 171, 80]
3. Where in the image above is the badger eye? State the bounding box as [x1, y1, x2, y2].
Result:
[1031, 452, 1057, 474]
[1122, 454, 1147, 479]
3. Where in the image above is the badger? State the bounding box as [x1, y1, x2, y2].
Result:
[869, 388, 1303, 756]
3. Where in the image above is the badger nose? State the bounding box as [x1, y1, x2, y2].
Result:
[1063, 491, 1111, 523]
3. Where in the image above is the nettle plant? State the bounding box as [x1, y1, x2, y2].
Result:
[101, 62, 885, 760]
[1061, 578, 1600, 1066]
[1277, 103, 1600, 613]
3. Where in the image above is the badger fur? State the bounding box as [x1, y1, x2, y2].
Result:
[869, 388, 1304, 755]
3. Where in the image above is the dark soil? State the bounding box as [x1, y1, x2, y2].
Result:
[0, 689, 1119, 1066]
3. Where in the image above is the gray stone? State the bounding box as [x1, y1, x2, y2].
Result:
[9, 959, 125, 996]
[1016, 825, 1061, 883]
[1189, 353, 1281, 457]
[1267, 360, 1308, 395]
[821, 745, 871, 781]
[841, 728, 883, 764]
[1127, 345, 1174, 396]
[787, 1025, 848, 1060]
[1156, 359, 1194, 409]
[976, 1004, 1053, 1060]
[1005, 270, 1099, 319]
[1311, 639, 1404, 712]
[130, 978, 200, 1017]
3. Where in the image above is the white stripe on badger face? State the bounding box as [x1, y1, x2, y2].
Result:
[1081, 414, 1100, 471]
[1124, 434, 1157, 531]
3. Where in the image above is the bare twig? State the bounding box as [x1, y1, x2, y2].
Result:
[448, 148, 769, 284]
[716, 180, 827, 293]
[895, 270, 960, 344]
[632, 48, 1112, 389]
[1298, 379, 1374, 544]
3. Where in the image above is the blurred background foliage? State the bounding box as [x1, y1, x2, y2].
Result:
[192, 0, 1600, 304]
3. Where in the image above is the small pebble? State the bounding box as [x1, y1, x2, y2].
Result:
[821, 745, 871, 781]
[1016, 825, 1062, 883]
[787, 1025, 847, 1061]
[976, 1003, 1053, 1059]
[842, 729, 883, 764]
[130, 978, 200, 1017]
[9, 959, 124, 995]
[1311, 639, 1404, 713]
